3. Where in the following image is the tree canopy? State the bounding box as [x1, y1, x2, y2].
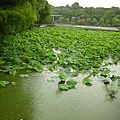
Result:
[50, 2, 120, 27]
[0, 0, 50, 42]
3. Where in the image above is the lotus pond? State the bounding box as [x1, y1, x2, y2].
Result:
[0, 27, 120, 120]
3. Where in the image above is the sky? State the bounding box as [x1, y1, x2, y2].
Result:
[47, 0, 120, 8]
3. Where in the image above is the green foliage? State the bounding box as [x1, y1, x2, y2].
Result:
[58, 70, 67, 80]
[0, 26, 120, 94]
[19, 74, 30, 78]
[71, 2, 80, 9]
[66, 79, 77, 86]
[58, 79, 78, 91]
[0, 0, 50, 43]
[51, 3, 120, 26]
[106, 83, 119, 99]
[103, 69, 111, 75]
[59, 17, 66, 24]
[110, 75, 120, 82]
[0, 81, 9, 87]
[99, 18, 105, 26]
[0, 1, 37, 40]
[11, 82, 16, 86]
[86, 18, 92, 25]
[0, 27, 120, 76]
[100, 68, 111, 78]
[105, 19, 110, 26]
[98, 66, 120, 99]
[66, 18, 70, 24]
[0, 59, 4, 65]
[92, 18, 98, 25]
[112, 18, 120, 27]
[58, 83, 70, 91]
[37, 0, 50, 24]
[82, 77, 93, 85]
[77, 19, 85, 25]
[71, 17, 76, 24]
[34, 65, 43, 72]
[0, 80, 16, 87]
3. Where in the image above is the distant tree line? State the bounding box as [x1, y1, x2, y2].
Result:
[50, 2, 120, 27]
[0, 0, 50, 42]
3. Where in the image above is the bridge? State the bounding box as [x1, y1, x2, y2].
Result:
[51, 15, 62, 22]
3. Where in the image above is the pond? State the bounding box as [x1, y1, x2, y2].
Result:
[0, 63, 120, 120]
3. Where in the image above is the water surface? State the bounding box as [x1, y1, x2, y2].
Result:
[0, 64, 120, 120]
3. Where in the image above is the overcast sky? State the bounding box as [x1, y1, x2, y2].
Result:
[47, 0, 120, 8]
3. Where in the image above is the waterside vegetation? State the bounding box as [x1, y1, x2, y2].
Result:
[0, 27, 120, 93]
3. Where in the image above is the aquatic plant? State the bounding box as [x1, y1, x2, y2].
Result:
[0, 27, 120, 90]
[1, 27, 120, 75]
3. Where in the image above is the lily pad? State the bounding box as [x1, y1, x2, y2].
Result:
[58, 84, 70, 91]
[66, 79, 77, 87]
[34, 65, 43, 72]
[19, 74, 30, 78]
[58, 70, 67, 80]
[0, 81, 9, 87]
[103, 69, 111, 75]
[9, 69, 17, 75]
[110, 75, 120, 81]
[27, 64, 33, 69]
[82, 77, 93, 85]
[11, 82, 16, 86]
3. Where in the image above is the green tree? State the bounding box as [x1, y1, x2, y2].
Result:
[38, 1, 50, 24]
[77, 19, 85, 25]
[50, 2, 120, 27]
[86, 18, 92, 25]
[76, 16, 80, 24]
[59, 17, 66, 24]
[112, 18, 120, 27]
[0, 0, 37, 42]
[66, 18, 70, 24]
[105, 19, 110, 26]
[99, 18, 104, 26]
[115, 15, 120, 20]
[0, 0, 50, 43]
[71, 17, 76, 25]
[71, 2, 79, 10]
[66, 4, 70, 9]
[92, 18, 98, 26]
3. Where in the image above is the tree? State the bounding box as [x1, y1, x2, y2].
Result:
[59, 17, 65, 24]
[66, 18, 70, 24]
[0, 0, 50, 43]
[0, 0, 37, 42]
[103, 10, 116, 26]
[115, 15, 120, 20]
[38, 1, 50, 24]
[106, 19, 110, 26]
[99, 18, 104, 26]
[71, 2, 79, 9]
[112, 18, 120, 27]
[71, 17, 76, 25]
[50, 2, 120, 27]
[92, 18, 98, 26]
[66, 4, 70, 9]
[89, 7, 94, 19]
[77, 19, 85, 25]
[86, 18, 92, 25]
[76, 16, 80, 24]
